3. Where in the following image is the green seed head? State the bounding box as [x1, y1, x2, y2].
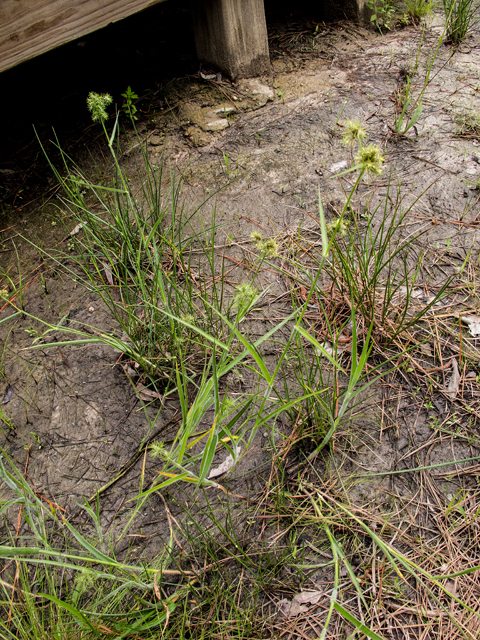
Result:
[233, 282, 258, 309]
[250, 231, 263, 246]
[327, 218, 349, 237]
[87, 92, 113, 123]
[150, 440, 168, 460]
[260, 238, 279, 258]
[342, 119, 367, 146]
[251, 232, 279, 258]
[74, 570, 96, 594]
[355, 143, 385, 175]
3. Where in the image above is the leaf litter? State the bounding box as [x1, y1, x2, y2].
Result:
[1, 386, 13, 405]
[208, 447, 242, 479]
[277, 591, 324, 617]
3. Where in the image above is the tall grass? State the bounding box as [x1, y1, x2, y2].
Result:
[22, 101, 454, 492]
[0, 93, 462, 639]
[25, 103, 325, 495]
[443, 0, 479, 43]
[0, 448, 195, 639]
[37, 134, 233, 388]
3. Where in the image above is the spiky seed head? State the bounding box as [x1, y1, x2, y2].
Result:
[74, 570, 96, 593]
[342, 119, 367, 146]
[250, 231, 263, 246]
[355, 143, 385, 175]
[233, 282, 258, 309]
[251, 232, 279, 258]
[149, 441, 169, 460]
[222, 396, 235, 413]
[327, 218, 349, 237]
[87, 92, 113, 123]
[260, 238, 279, 258]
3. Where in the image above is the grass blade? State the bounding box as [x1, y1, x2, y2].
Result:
[334, 602, 386, 640]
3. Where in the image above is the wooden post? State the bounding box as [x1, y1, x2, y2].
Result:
[191, 0, 270, 81]
[335, 0, 368, 23]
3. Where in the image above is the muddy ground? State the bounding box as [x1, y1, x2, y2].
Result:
[2, 3, 480, 637]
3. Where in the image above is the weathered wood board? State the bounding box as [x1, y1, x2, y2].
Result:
[0, 0, 166, 73]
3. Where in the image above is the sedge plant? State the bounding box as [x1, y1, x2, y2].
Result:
[443, 0, 479, 43]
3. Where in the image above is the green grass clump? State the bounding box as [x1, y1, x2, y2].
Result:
[405, 0, 432, 23]
[2, 91, 473, 640]
[443, 0, 479, 44]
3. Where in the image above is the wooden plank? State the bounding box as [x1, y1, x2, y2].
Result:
[0, 0, 166, 73]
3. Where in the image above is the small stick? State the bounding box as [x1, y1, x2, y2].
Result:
[83, 414, 181, 505]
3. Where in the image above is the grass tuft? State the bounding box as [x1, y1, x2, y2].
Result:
[443, 0, 479, 44]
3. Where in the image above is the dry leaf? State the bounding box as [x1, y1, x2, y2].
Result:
[278, 591, 323, 617]
[208, 447, 242, 479]
[397, 286, 438, 305]
[2, 385, 13, 405]
[277, 599, 293, 617]
[122, 364, 138, 379]
[317, 341, 345, 358]
[113, 333, 133, 354]
[329, 160, 348, 173]
[135, 383, 162, 402]
[292, 590, 323, 607]
[70, 223, 84, 236]
[419, 343, 433, 357]
[288, 602, 309, 617]
[445, 580, 457, 597]
[153, 572, 162, 601]
[101, 262, 114, 286]
[299, 285, 317, 305]
[458, 314, 480, 337]
[447, 358, 460, 400]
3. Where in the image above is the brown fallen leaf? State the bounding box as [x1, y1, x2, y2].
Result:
[101, 262, 114, 286]
[445, 580, 457, 597]
[278, 590, 324, 617]
[70, 222, 84, 236]
[122, 364, 138, 379]
[419, 342, 433, 357]
[135, 383, 163, 402]
[299, 285, 317, 304]
[447, 358, 460, 400]
[395, 286, 441, 306]
[457, 314, 480, 337]
[208, 448, 242, 479]
[317, 340, 345, 358]
[2, 385, 13, 405]
[277, 599, 294, 617]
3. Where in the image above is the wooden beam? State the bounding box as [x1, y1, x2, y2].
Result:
[0, 0, 166, 73]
